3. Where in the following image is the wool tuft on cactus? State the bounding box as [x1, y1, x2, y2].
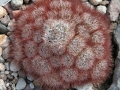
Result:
[7, 0, 113, 89]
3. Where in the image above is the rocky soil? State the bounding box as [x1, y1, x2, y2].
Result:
[0, 0, 120, 90]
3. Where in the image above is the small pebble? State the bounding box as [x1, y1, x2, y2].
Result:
[4, 62, 10, 70]
[0, 47, 2, 56]
[0, 6, 7, 19]
[5, 70, 9, 74]
[12, 78, 18, 84]
[11, 0, 23, 9]
[16, 78, 26, 90]
[0, 63, 5, 72]
[97, 5, 107, 14]
[0, 57, 5, 63]
[2, 46, 9, 59]
[10, 61, 21, 72]
[0, 34, 8, 47]
[0, 23, 9, 34]
[11, 72, 18, 78]
[7, 74, 14, 80]
[29, 83, 34, 89]
[0, 79, 6, 90]
[0, 73, 7, 80]
[99, 1, 109, 5]
[89, 0, 102, 5]
[11, 84, 16, 90]
[0, 14, 10, 25]
[6, 82, 10, 87]
[7, 19, 15, 31]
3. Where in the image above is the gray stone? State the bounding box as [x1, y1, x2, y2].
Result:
[4, 62, 9, 70]
[2, 46, 9, 59]
[16, 78, 26, 90]
[0, 79, 6, 90]
[11, 0, 23, 9]
[0, 22, 9, 34]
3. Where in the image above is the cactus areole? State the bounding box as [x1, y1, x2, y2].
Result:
[8, 0, 112, 89]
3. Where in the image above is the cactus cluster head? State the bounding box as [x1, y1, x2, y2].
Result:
[8, 0, 112, 89]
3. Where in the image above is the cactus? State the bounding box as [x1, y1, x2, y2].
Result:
[8, 0, 112, 89]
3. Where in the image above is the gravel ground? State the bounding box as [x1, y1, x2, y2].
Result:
[0, 0, 119, 90]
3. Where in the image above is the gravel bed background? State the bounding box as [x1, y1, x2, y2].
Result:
[0, 0, 120, 90]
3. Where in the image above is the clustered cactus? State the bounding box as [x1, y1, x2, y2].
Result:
[8, 0, 112, 89]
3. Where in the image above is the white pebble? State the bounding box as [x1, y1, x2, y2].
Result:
[10, 61, 21, 72]
[89, 0, 102, 5]
[29, 83, 34, 89]
[16, 78, 26, 90]
[0, 63, 5, 72]
[0, 6, 7, 19]
[97, 5, 107, 14]
[0, 79, 6, 90]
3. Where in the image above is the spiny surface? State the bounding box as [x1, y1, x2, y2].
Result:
[8, 0, 112, 89]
